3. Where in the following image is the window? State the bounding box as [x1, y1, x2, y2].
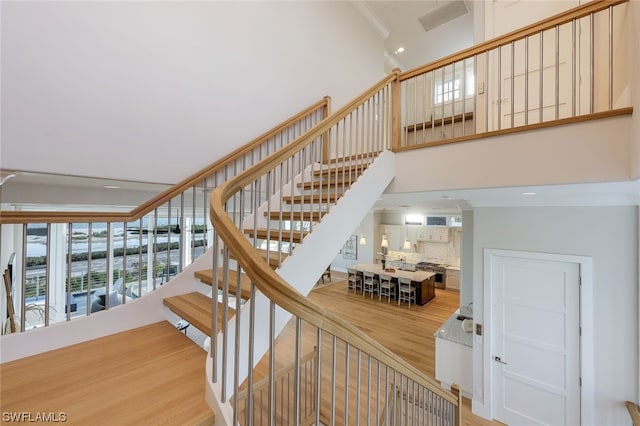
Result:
[435, 79, 460, 104]
[404, 214, 424, 225]
[434, 71, 476, 105]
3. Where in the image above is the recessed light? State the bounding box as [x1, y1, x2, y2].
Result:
[394, 47, 405, 55]
[104, 185, 120, 189]
[522, 192, 536, 196]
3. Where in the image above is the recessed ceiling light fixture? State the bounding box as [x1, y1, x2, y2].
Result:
[522, 192, 536, 196]
[394, 47, 405, 55]
[104, 185, 120, 189]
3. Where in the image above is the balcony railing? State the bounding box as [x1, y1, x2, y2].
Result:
[394, 0, 632, 150]
[0, 98, 329, 333]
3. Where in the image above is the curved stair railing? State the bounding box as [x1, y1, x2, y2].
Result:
[0, 98, 329, 334]
[209, 73, 462, 424]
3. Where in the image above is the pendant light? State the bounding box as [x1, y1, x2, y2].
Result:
[403, 237, 411, 250]
[402, 207, 411, 250]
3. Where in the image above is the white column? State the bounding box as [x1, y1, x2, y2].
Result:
[48, 223, 67, 325]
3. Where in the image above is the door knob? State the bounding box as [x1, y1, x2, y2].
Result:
[494, 356, 508, 365]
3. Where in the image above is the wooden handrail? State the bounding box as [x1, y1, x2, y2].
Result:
[400, 0, 629, 81]
[393, 107, 633, 152]
[0, 98, 330, 225]
[627, 401, 640, 426]
[209, 73, 457, 405]
[216, 73, 397, 196]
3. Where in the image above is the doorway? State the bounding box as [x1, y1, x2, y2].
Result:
[483, 249, 593, 425]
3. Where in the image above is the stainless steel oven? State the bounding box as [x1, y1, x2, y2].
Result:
[416, 262, 447, 289]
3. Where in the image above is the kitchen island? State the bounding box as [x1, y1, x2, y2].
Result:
[352, 263, 436, 305]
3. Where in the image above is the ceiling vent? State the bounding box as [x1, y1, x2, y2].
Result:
[418, 1, 469, 32]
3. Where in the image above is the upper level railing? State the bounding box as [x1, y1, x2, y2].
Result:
[0, 98, 329, 333]
[393, 0, 632, 151]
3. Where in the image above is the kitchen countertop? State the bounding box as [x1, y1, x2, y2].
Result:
[353, 263, 434, 282]
[434, 313, 473, 347]
[445, 265, 460, 271]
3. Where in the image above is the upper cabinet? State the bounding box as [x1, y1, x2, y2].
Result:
[384, 224, 450, 245]
[424, 226, 449, 243]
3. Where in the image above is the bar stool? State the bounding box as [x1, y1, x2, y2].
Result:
[378, 274, 396, 303]
[347, 268, 362, 294]
[362, 271, 379, 298]
[397, 277, 415, 308]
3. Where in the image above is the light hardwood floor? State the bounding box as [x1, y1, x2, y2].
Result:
[245, 273, 501, 425]
[0, 321, 214, 425]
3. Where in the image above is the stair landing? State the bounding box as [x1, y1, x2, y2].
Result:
[0, 321, 214, 425]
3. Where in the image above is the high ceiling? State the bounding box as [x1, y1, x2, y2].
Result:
[355, 0, 475, 72]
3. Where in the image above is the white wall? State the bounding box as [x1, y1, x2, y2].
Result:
[330, 212, 375, 273]
[460, 209, 473, 307]
[471, 206, 638, 424]
[0, 1, 384, 184]
[388, 114, 633, 194]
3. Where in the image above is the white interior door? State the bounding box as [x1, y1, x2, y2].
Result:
[491, 254, 580, 425]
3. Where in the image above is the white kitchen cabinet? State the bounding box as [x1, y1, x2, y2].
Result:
[381, 225, 406, 251]
[407, 225, 427, 242]
[449, 228, 462, 257]
[446, 269, 460, 290]
[425, 226, 449, 243]
[435, 337, 472, 398]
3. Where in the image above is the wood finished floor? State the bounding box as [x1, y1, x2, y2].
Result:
[244, 273, 501, 425]
[0, 274, 501, 426]
[0, 321, 214, 425]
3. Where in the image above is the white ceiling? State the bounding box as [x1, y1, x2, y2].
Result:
[376, 180, 640, 215]
[354, 0, 475, 72]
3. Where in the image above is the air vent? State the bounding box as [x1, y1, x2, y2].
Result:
[418, 1, 469, 32]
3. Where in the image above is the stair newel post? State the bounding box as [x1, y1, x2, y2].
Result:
[314, 331, 322, 425]
[210, 226, 219, 384]
[220, 223, 232, 401]
[322, 96, 331, 163]
[451, 383, 463, 426]
[294, 317, 302, 425]
[391, 68, 402, 151]
[232, 188, 245, 426]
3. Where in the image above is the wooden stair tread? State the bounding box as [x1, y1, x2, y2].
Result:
[312, 164, 368, 177]
[321, 152, 380, 164]
[264, 210, 326, 222]
[251, 249, 289, 268]
[163, 292, 234, 336]
[244, 228, 308, 243]
[282, 193, 343, 204]
[195, 268, 252, 300]
[296, 180, 356, 190]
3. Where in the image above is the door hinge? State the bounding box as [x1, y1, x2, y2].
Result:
[579, 326, 582, 336]
[580, 377, 582, 387]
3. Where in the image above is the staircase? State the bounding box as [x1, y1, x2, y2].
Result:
[163, 154, 389, 423]
[163, 159, 377, 341]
